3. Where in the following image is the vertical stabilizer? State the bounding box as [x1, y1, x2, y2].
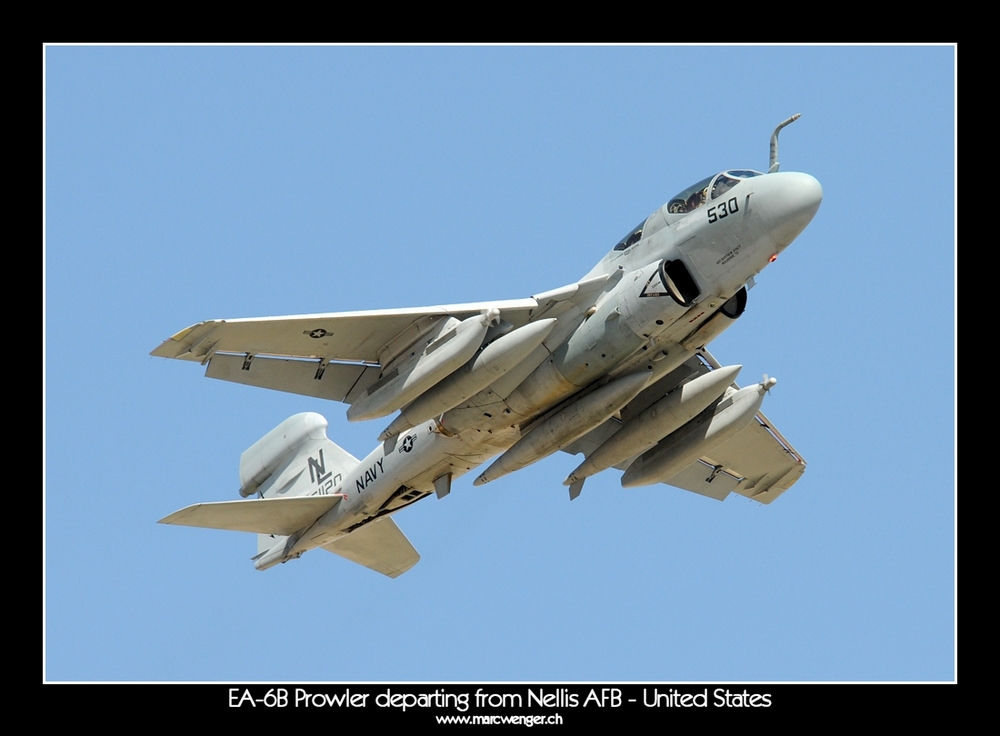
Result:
[238, 412, 360, 498]
[236, 412, 361, 563]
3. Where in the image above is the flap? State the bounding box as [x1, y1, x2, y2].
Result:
[205, 353, 380, 403]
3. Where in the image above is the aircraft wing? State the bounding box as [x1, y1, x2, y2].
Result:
[150, 299, 541, 403]
[321, 516, 420, 578]
[150, 299, 543, 363]
[662, 409, 805, 504]
[676, 348, 805, 504]
[150, 275, 615, 405]
[563, 350, 805, 504]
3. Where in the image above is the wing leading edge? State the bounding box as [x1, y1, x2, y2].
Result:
[150, 299, 541, 364]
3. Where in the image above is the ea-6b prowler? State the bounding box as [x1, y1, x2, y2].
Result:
[154, 116, 822, 577]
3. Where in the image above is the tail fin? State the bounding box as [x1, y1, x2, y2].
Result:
[239, 412, 359, 498]
[237, 412, 360, 558]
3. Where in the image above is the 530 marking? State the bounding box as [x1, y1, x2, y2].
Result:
[707, 197, 739, 223]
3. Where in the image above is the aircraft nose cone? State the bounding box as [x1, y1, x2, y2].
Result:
[756, 172, 823, 248]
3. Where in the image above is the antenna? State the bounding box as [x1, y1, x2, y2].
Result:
[768, 114, 801, 173]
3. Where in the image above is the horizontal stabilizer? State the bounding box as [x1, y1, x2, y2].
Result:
[321, 516, 420, 578]
[159, 495, 343, 536]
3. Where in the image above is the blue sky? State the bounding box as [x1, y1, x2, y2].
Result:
[44, 45, 955, 681]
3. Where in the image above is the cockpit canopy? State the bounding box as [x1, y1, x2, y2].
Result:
[666, 170, 764, 215]
[613, 220, 647, 252]
[610, 169, 765, 255]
